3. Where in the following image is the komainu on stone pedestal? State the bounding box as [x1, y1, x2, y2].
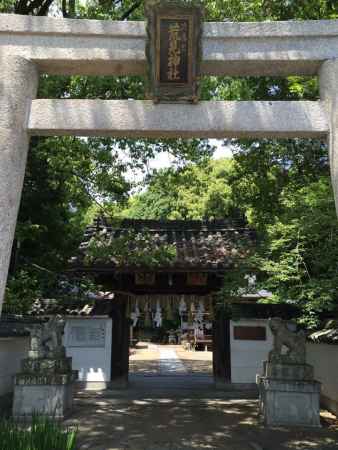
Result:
[27, 316, 66, 359]
[268, 318, 306, 364]
[13, 316, 77, 420]
[257, 318, 321, 428]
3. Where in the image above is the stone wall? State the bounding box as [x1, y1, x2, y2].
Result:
[306, 342, 338, 416]
[0, 336, 29, 397]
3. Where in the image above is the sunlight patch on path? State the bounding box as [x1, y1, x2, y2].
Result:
[158, 347, 188, 376]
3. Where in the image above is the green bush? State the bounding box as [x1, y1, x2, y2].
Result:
[0, 415, 77, 450]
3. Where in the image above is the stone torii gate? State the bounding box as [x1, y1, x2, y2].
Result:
[1, 13, 338, 315]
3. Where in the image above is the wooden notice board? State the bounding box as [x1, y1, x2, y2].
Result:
[234, 326, 267, 341]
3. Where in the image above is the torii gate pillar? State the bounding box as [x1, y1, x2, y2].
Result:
[320, 59, 338, 215]
[0, 56, 39, 315]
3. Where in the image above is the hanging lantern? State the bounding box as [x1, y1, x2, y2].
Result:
[188, 301, 195, 325]
[130, 299, 140, 327]
[195, 300, 204, 324]
[154, 300, 162, 328]
[179, 297, 187, 316]
[209, 296, 215, 321]
[135, 300, 140, 319]
[166, 298, 174, 321]
[125, 297, 131, 319]
[144, 302, 152, 328]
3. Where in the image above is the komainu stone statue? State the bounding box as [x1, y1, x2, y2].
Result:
[268, 317, 306, 364]
[28, 316, 65, 359]
[257, 317, 320, 428]
[13, 315, 76, 420]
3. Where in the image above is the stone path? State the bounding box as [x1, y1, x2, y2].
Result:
[158, 347, 188, 376]
[129, 343, 213, 377]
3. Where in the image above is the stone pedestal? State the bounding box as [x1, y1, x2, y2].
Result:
[13, 356, 77, 420]
[257, 362, 321, 427]
[263, 361, 314, 381]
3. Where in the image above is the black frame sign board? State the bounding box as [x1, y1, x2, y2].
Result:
[145, 1, 203, 103]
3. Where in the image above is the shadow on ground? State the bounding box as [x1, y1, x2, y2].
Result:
[129, 359, 161, 376]
[65, 385, 338, 450]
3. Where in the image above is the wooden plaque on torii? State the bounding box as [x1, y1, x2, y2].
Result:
[145, 0, 203, 103]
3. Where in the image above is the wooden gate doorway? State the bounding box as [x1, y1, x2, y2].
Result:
[68, 218, 247, 388]
[128, 294, 214, 386]
[108, 296, 232, 390]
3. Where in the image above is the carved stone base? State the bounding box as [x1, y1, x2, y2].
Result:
[13, 359, 77, 420]
[13, 383, 73, 420]
[28, 348, 66, 359]
[264, 362, 314, 381]
[257, 377, 321, 427]
[21, 357, 72, 374]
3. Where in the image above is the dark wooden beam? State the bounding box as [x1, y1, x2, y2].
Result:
[213, 312, 231, 384]
[109, 295, 130, 388]
[99, 272, 223, 296]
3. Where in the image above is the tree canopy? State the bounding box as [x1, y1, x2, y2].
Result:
[122, 158, 237, 220]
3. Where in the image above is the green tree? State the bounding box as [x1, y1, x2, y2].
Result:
[255, 177, 338, 328]
[123, 158, 237, 220]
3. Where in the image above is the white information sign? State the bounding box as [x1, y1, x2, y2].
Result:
[68, 323, 106, 348]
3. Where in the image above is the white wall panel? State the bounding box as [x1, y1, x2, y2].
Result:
[65, 318, 112, 384]
[307, 342, 338, 415]
[230, 319, 273, 384]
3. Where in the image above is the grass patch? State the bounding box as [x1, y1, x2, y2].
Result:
[0, 415, 77, 450]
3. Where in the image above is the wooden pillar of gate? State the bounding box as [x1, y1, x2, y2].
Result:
[213, 310, 231, 387]
[110, 294, 130, 388]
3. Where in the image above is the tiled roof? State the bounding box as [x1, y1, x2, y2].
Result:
[69, 217, 255, 272]
[308, 320, 338, 344]
[229, 302, 300, 320]
[1, 293, 117, 320]
[28, 294, 115, 317]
